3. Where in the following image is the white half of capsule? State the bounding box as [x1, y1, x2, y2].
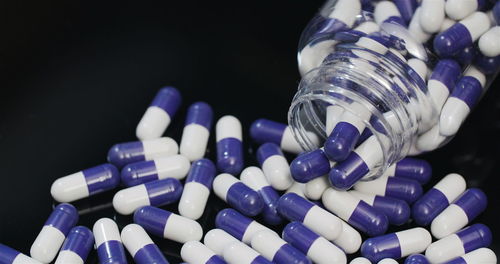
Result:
[439, 97, 472, 137]
[181, 241, 219, 264]
[261, 155, 293, 191]
[416, 124, 448, 152]
[322, 188, 360, 221]
[460, 12, 491, 41]
[337, 103, 370, 135]
[281, 126, 315, 154]
[93, 218, 122, 248]
[203, 229, 239, 256]
[445, 0, 479, 20]
[409, 8, 432, 43]
[425, 233, 466, 263]
[250, 230, 286, 261]
[326, 105, 344, 135]
[163, 213, 203, 243]
[395, 228, 432, 257]
[350, 257, 371, 264]
[428, 78, 451, 112]
[378, 259, 398, 264]
[180, 124, 210, 161]
[433, 173, 467, 203]
[136, 106, 171, 140]
[51, 172, 89, 203]
[303, 204, 343, 241]
[121, 224, 155, 257]
[304, 175, 330, 200]
[439, 18, 456, 33]
[327, 0, 361, 27]
[374, 1, 402, 25]
[354, 175, 389, 196]
[143, 137, 179, 160]
[179, 181, 210, 220]
[285, 181, 307, 198]
[408, 58, 429, 82]
[354, 136, 383, 170]
[112, 184, 150, 215]
[12, 254, 41, 264]
[420, 0, 445, 33]
[349, 190, 376, 206]
[54, 251, 83, 264]
[153, 154, 191, 180]
[431, 204, 469, 239]
[240, 167, 270, 191]
[333, 220, 362, 254]
[223, 241, 263, 264]
[460, 248, 497, 264]
[298, 39, 338, 76]
[216, 115, 242, 142]
[241, 220, 278, 245]
[479, 26, 500, 58]
[30, 225, 66, 264]
[213, 173, 239, 202]
[307, 235, 346, 264]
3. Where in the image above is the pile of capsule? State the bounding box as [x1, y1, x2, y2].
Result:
[0, 86, 496, 264]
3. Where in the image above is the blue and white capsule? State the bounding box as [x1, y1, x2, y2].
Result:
[445, 0, 487, 20]
[0, 244, 41, 264]
[256, 143, 293, 191]
[93, 218, 127, 264]
[204, 229, 240, 256]
[427, 59, 462, 111]
[223, 241, 272, 264]
[412, 173, 467, 226]
[383, 158, 432, 184]
[215, 208, 277, 245]
[304, 175, 330, 201]
[51, 163, 120, 202]
[54, 226, 94, 264]
[419, 0, 445, 33]
[445, 248, 497, 264]
[408, 8, 432, 43]
[251, 230, 311, 264]
[361, 227, 432, 263]
[479, 26, 500, 57]
[30, 203, 79, 263]
[121, 224, 169, 264]
[180, 241, 226, 264]
[107, 137, 178, 168]
[112, 178, 183, 215]
[136, 86, 181, 140]
[180, 102, 213, 161]
[216, 115, 244, 175]
[290, 148, 334, 183]
[393, 0, 417, 23]
[374, 1, 406, 26]
[354, 174, 423, 204]
[213, 173, 264, 217]
[405, 254, 429, 264]
[350, 190, 411, 226]
[179, 159, 216, 220]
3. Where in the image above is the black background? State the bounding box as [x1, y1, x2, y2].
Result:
[1, 1, 499, 263]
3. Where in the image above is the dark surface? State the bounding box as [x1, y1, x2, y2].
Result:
[0, 1, 499, 263]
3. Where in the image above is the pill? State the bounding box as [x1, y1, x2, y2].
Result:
[180, 102, 213, 161]
[290, 148, 333, 183]
[374, 1, 406, 26]
[416, 124, 449, 152]
[120, 154, 190, 187]
[251, 230, 311, 264]
[445, 247, 497, 264]
[378, 259, 399, 264]
[282, 222, 347, 264]
[93, 218, 127, 264]
[240, 167, 282, 225]
[474, 53, 500, 74]
[0, 244, 41, 264]
[298, 38, 339, 76]
[30, 203, 79, 263]
[431, 188, 487, 239]
[408, 8, 432, 43]
[54, 226, 94, 264]
[325, 104, 345, 134]
[285, 181, 307, 198]
[180, 241, 225, 264]
[112, 178, 182, 215]
[479, 26, 500, 58]
[213, 173, 264, 217]
[178, 159, 216, 220]
[134, 206, 203, 243]
[325, 0, 360, 29]
[427, 59, 462, 111]
[361, 227, 432, 262]
[107, 137, 178, 168]
[393, 0, 417, 23]
[445, 0, 486, 20]
[350, 190, 410, 226]
[322, 188, 388, 236]
[256, 143, 293, 191]
[455, 46, 479, 66]
[304, 175, 330, 200]
[222, 241, 272, 264]
[51, 163, 120, 203]
[204, 229, 239, 256]
[354, 175, 423, 204]
[215, 208, 278, 245]
[216, 115, 244, 175]
[412, 173, 467, 226]
[333, 219, 363, 254]
[434, 12, 490, 57]
[419, 0, 445, 33]
[277, 193, 342, 241]
[404, 254, 429, 264]
[425, 224, 492, 263]
[384, 157, 432, 184]
[121, 224, 169, 264]
[350, 257, 371, 264]
[136, 86, 181, 140]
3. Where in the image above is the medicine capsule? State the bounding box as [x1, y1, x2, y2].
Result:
[322, 188, 389, 236]
[350, 190, 410, 226]
[0, 244, 41, 264]
[412, 173, 467, 226]
[215, 208, 277, 245]
[334, 220, 363, 254]
[354, 175, 423, 204]
[134, 206, 202, 243]
[393, 0, 417, 23]
[180, 241, 225, 264]
[213, 173, 264, 217]
[112, 178, 182, 215]
[216, 115, 244, 175]
[404, 254, 429, 264]
[120, 154, 190, 187]
[93, 218, 127, 264]
[416, 124, 449, 152]
[383, 157, 432, 184]
[374, 1, 406, 26]
[223, 241, 272, 264]
[445, 247, 497, 264]
[204, 229, 240, 256]
[350, 257, 371, 264]
[277, 193, 342, 241]
[107, 137, 178, 168]
[425, 224, 492, 263]
[282, 222, 347, 264]
[136, 86, 181, 140]
[251, 230, 311, 264]
[378, 259, 398, 264]
[178, 159, 216, 220]
[30, 203, 79, 263]
[419, 0, 445, 33]
[256, 143, 293, 191]
[431, 188, 487, 239]
[121, 224, 169, 264]
[51, 163, 120, 202]
[54, 226, 94, 264]
[180, 102, 213, 161]
[304, 175, 329, 200]
[474, 53, 500, 74]
[479, 26, 500, 57]
[427, 59, 462, 111]
[361, 227, 432, 263]
[290, 148, 333, 183]
[408, 8, 432, 43]
[445, 0, 486, 20]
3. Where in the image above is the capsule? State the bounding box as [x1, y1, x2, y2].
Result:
[251, 230, 311, 264]
[215, 208, 277, 245]
[134, 206, 202, 243]
[107, 137, 179, 168]
[121, 224, 169, 264]
[408, 8, 432, 43]
[434, 12, 491, 57]
[216, 115, 244, 175]
[93, 218, 127, 264]
[290, 148, 333, 183]
[120, 154, 190, 187]
[393, 0, 417, 22]
[412, 173, 467, 226]
[374, 1, 406, 26]
[354, 175, 423, 204]
[204, 229, 240, 256]
[178, 159, 216, 220]
[431, 188, 487, 239]
[427, 59, 462, 111]
[350, 190, 410, 226]
[0, 244, 41, 264]
[304, 175, 329, 200]
[30, 203, 79, 263]
[416, 124, 449, 152]
[282, 222, 346, 264]
[419, 0, 445, 33]
[112, 178, 183, 215]
[256, 143, 293, 191]
[474, 53, 500, 74]
[383, 158, 432, 184]
[222, 241, 272, 264]
[405, 254, 429, 264]
[425, 224, 492, 263]
[54, 226, 94, 264]
[350, 257, 371, 264]
[479, 26, 500, 57]
[136, 86, 181, 140]
[240, 167, 282, 225]
[445, 248, 497, 264]
[180, 241, 225, 264]
[361, 227, 432, 263]
[213, 173, 264, 217]
[277, 193, 342, 241]
[51, 163, 120, 202]
[180, 102, 213, 161]
[445, 0, 486, 20]
[378, 259, 398, 264]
